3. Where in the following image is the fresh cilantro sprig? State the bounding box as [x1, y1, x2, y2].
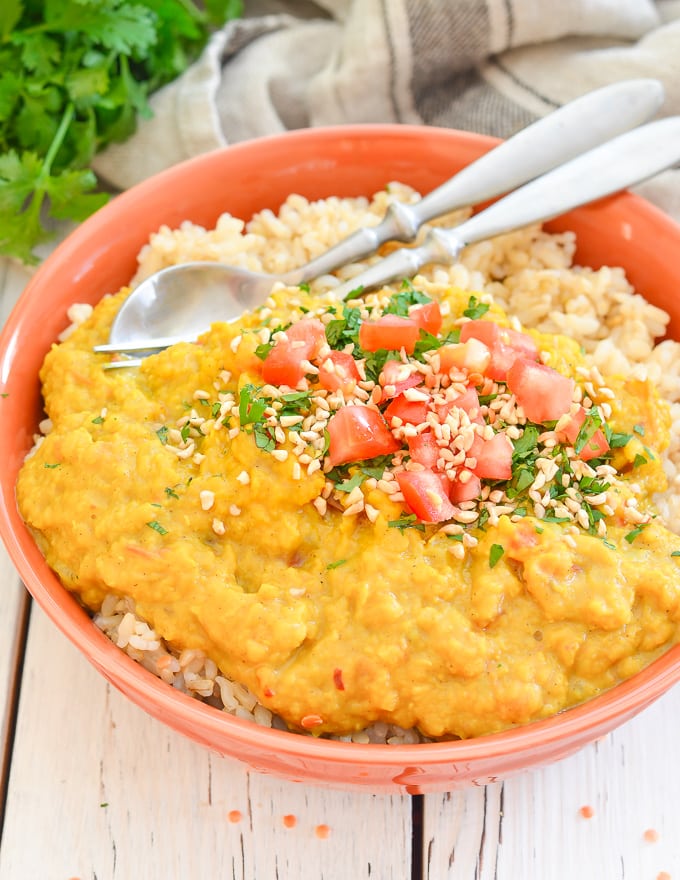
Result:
[0, 0, 242, 264]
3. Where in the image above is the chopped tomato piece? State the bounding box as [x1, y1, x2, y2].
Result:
[326, 405, 400, 467]
[407, 432, 440, 468]
[359, 315, 420, 354]
[506, 358, 575, 424]
[449, 472, 482, 503]
[384, 394, 430, 426]
[262, 317, 327, 387]
[467, 431, 513, 480]
[378, 359, 423, 398]
[261, 345, 305, 386]
[286, 317, 327, 353]
[317, 351, 361, 395]
[438, 339, 491, 375]
[556, 405, 610, 461]
[436, 386, 483, 424]
[409, 301, 442, 335]
[395, 469, 457, 523]
[460, 320, 539, 381]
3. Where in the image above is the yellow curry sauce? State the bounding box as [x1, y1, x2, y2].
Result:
[17, 282, 680, 739]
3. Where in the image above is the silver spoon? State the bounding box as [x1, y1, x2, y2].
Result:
[96, 79, 664, 365]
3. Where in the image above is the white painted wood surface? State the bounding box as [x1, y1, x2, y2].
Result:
[1, 254, 679, 879]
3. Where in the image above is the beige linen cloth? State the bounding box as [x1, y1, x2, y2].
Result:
[93, 0, 680, 220]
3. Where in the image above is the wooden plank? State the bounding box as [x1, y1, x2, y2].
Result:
[0, 604, 414, 879]
[0, 258, 35, 820]
[0, 561, 29, 827]
[421, 687, 680, 878]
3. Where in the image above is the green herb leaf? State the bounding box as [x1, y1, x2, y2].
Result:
[253, 424, 276, 452]
[335, 472, 365, 493]
[574, 409, 603, 455]
[146, 519, 168, 535]
[238, 384, 267, 425]
[624, 523, 649, 544]
[463, 295, 490, 320]
[383, 283, 431, 317]
[326, 559, 347, 570]
[388, 513, 425, 533]
[156, 425, 169, 445]
[489, 543, 504, 568]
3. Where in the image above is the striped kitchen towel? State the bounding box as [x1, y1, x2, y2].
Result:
[93, 0, 680, 218]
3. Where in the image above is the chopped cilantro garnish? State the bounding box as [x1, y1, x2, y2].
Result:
[383, 284, 431, 317]
[605, 426, 632, 448]
[463, 295, 490, 320]
[325, 305, 362, 349]
[238, 384, 267, 425]
[388, 513, 426, 532]
[633, 423, 646, 436]
[362, 348, 401, 384]
[146, 520, 168, 535]
[489, 543, 504, 568]
[253, 424, 276, 452]
[327, 559, 348, 570]
[335, 472, 365, 493]
[156, 426, 169, 445]
[343, 284, 365, 302]
[43, 462, 61, 469]
[512, 425, 540, 461]
[603, 539, 616, 550]
[165, 487, 180, 499]
[671, 551, 680, 558]
[633, 453, 648, 469]
[624, 523, 649, 544]
[180, 423, 191, 442]
[574, 409, 603, 455]
[91, 415, 105, 424]
[412, 329, 460, 361]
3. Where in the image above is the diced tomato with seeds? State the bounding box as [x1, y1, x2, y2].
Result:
[384, 394, 430, 426]
[506, 358, 575, 424]
[467, 432, 512, 480]
[395, 468, 457, 523]
[317, 350, 361, 395]
[407, 431, 440, 469]
[436, 386, 483, 424]
[460, 320, 539, 381]
[438, 339, 491, 375]
[409, 301, 442, 335]
[449, 472, 482, 503]
[286, 317, 327, 353]
[467, 431, 513, 480]
[326, 405, 400, 467]
[359, 315, 421, 354]
[262, 317, 327, 386]
[379, 359, 423, 398]
[556, 405, 610, 461]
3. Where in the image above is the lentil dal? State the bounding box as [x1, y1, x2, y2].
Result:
[16, 185, 680, 742]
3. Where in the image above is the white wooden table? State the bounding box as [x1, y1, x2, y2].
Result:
[1, 255, 679, 879]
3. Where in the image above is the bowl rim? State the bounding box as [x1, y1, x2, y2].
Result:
[3, 122, 680, 776]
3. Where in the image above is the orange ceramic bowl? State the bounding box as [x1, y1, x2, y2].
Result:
[2, 125, 680, 794]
